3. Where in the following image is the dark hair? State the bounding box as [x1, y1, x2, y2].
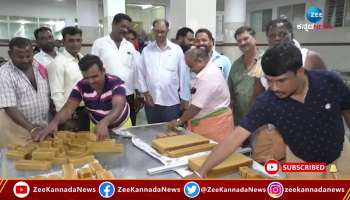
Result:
[78, 54, 103, 72]
[261, 42, 302, 76]
[176, 27, 194, 40]
[9, 37, 32, 51]
[265, 17, 294, 38]
[234, 26, 256, 39]
[112, 13, 132, 24]
[61, 26, 82, 40]
[127, 29, 138, 38]
[34, 27, 52, 40]
[152, 19, 169, 28]
[195, 28, 213, 41]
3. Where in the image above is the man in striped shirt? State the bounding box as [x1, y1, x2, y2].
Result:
[35, 55, 129, 141]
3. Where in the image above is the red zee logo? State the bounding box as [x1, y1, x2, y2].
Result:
[264, 159, 280, 175]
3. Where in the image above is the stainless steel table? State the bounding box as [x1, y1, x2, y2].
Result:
[1, 123, 274, 179]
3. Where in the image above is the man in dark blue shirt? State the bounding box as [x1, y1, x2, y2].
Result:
[194, 42, 350, 178]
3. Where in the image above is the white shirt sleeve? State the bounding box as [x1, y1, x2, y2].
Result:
[178, 49, 191, 101]
[136, 51, 149, 93]
[48, 60, 66, 111]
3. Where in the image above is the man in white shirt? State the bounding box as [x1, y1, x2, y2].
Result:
[92, 13, 139, 126]
[33, 27, 57, 69]
[48, 26, 89, 131]
[137, 19, 191, 123]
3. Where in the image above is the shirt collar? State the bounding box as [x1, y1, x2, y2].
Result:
[195, 61, 213, 79]
[62, 48, 82, 61]
[107, 35, 128, 48]
[152, 39, 172, 50]
[38, 49, 56, 59]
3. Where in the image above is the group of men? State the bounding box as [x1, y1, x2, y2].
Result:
[1, 12, 350, 179]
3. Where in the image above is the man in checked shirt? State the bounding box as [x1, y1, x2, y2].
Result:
[0, 37, 51, 147]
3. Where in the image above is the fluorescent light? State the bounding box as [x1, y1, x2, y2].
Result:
[141, 5, 153, 9]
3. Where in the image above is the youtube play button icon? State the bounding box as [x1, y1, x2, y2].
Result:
[264, 159, 280, 175]
[13, 181, 30, 198]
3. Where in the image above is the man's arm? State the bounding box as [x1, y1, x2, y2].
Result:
[4, 107, 36, 132]
[169, 105, 201, 127]
[197, 126, 251, 177]
[95, 95, 127, 140]
[304, 50, 327, 70]
[34, 98, 80, 141]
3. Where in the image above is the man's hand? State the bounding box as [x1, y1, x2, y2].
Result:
[180, 100, 189, 113]
[167, 119, 179, 129]
[144, 94, 155, 107]
[33, 122, 58, 142]
[95, 121, 110, 140]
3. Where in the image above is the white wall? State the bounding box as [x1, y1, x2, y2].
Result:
[0, 0, 76, 25]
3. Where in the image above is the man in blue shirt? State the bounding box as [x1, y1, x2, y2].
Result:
[195, 28, 231, 80]
[193, 42, 350, 178]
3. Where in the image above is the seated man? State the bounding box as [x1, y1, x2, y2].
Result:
[36, 55, 130, 141]
[169, 48, 233, 143]
[194, 42, 350, 179]
[0, 37, 50, 147]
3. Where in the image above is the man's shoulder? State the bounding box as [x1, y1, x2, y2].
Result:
[254, 91, 276, 106]
[0, 62, 12, 77]
[308, 70, 340, 84]
[93, 35, 109, 46]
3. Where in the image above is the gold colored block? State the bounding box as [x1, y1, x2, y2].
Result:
[78, 167, 93, 179]
[62, 163, 78, 179]
[15, 160, 52, 171]
[6, 150, 25, 160]
[166, 143, 216, 157]
[75, 132, 97, 141]
[152, 133, 210, 154]
[88, 160, 104, 173]
[96, 170, 114, 179]
[87, 143, 123, 153]
[32, 151, 55, 161]
[39, 140, 52, 148]
[69, 155, 95, 167]
[52, 157, 68, 165]
[188, 153, 253, 178]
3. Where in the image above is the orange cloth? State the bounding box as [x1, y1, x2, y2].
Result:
[188, 108, 234, 143]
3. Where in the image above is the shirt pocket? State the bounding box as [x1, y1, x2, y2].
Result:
[121, 52, 133, 69]
[163, 53, 178, 72]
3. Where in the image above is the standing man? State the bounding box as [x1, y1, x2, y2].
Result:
[266, 17, 326, 70]
[33, 27, 57, 69]
[228, 26, 265, 127]
[48, 26, 89, 131]
[92, 13, 138, 126]
[175, 27, 194, 53]
[193, 42, 350, 179]
[195, 28, 231, 80]
[137, 19, 190, 123]
[0, 37, 50, 146]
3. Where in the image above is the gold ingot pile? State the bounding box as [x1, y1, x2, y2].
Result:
[6, 131, 123, 171]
